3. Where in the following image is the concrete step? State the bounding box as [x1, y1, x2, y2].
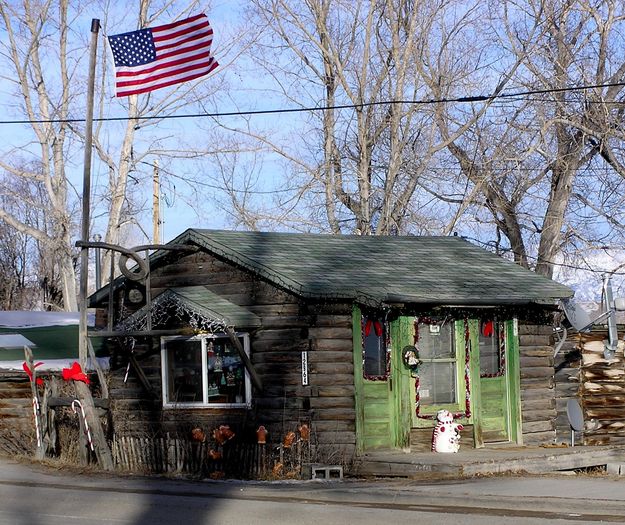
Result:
[350, 445, 625, 478]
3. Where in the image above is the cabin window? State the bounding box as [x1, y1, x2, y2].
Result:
[362, 315, 389, 379]
[161, 333, 251, 408]
[479, 320, 505, 377]
[416, 319, 458, 405]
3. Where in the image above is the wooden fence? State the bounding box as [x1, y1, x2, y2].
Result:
[111, 434, 311, 479]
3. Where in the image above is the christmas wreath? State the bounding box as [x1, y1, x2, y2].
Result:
[402, 345, 421, 374]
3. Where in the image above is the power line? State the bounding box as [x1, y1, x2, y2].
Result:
[464, 236, 625, 276]
[2, 81, 625, 126]
[138, 161, 295, 195]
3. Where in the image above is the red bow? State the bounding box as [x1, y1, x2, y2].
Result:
[364, 319, 383, 337]
[62, 361, 90, 384]
[22, 362, 44, 386]
[482, 321, 494, 338]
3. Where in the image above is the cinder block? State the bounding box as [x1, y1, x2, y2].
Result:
[304, 464, 343, 480]
[607, 463, 625, 475]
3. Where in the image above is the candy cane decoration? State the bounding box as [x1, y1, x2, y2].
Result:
[71, 400, 95, 451]
[124, 338, 136, 384]
[32, 397, 41, 448]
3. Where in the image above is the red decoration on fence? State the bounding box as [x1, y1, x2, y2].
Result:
[212, 425, 235, 445]
[282, 431, 296, 448]
[256, 425, 268, 444]
[208, 449, 222, 460]
[298, 423, 310, 441]
[61, 362, 90, 384]
[191, 428, 206, 442]
[22, 362, 44, 385]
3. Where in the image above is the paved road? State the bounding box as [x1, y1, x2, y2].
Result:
[2, 455, 625, 524]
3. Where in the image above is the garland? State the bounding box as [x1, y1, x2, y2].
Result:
[395, 304, 554, 325]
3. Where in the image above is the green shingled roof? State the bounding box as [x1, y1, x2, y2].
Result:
[162, 229, 572, 306]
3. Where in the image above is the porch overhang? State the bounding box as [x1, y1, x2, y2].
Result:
[114, 286, 261, 334]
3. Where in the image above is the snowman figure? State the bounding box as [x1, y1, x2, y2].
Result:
[431, 409, 464, 453]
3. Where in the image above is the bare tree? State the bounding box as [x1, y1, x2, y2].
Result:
[216, 0, 526, 236]
[0, 174, 59, 310]
[0, 0, 81, 309]
[434, 0, 625, 278]
[0, 0, 226, 308]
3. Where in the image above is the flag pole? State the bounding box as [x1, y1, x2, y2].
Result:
[79, 18, 100, 367]
[76, 19, 115, 472]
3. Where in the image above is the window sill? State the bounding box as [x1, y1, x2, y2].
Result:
[162, 402, 251, 410]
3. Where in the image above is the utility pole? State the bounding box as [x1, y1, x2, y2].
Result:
[153, 160, 160, 244]
[79, 18, 100, 367]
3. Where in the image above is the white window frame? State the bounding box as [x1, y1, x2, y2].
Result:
[161, 332, 252, 409]
[416, 319, 465, 413]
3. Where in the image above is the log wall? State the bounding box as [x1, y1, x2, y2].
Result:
[518, 323, 557, 446]
[0, 372, 34, 455]
[553, 331, 582, 445]
[105, 251, 357, 463]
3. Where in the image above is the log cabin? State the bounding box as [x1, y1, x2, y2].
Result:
[88, 229, 573, 465]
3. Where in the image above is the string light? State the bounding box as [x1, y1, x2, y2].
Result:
[116, 290, 228, 334]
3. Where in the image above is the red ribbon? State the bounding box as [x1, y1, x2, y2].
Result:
[482, 321, 494, 337]
[22, 362, 44, 386]
[62, 361, 90, 384]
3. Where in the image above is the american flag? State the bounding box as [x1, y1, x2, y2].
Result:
[108, 13, 218, 97]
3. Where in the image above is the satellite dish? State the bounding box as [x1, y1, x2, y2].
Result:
[566, 399, 584, 431]
[560, 298, 593, 332]
[566, 399, 584, 446]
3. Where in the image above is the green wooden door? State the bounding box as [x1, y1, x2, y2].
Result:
[353, 309, 412, 451]
[479, 375, 509, 441]
[472, 319, 521, 445]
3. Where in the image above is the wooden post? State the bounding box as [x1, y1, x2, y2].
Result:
[74, 381, 114, 471]
[24, 346, 45, 460]
[226, 327, 263, 392]
[87, 339, 109, 399]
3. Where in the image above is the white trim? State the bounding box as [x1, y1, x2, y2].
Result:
[161, 332, 252, 409]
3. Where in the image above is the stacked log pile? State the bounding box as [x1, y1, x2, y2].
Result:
[578, 331, 625, 445]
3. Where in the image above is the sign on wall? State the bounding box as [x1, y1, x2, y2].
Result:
[301, 351, 309, 386]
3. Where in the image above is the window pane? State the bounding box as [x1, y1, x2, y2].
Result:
[166, 339, 203, 403]
[418, 362, 457, 404]
[479, 320, 502, 376]
[206, 338, 247, 404]
[418, 322, 454, 359]
[363, 317, 387, 377]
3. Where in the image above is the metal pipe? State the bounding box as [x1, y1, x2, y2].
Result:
[94, 234, 102, 290]
[603, 274, 619, 359]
